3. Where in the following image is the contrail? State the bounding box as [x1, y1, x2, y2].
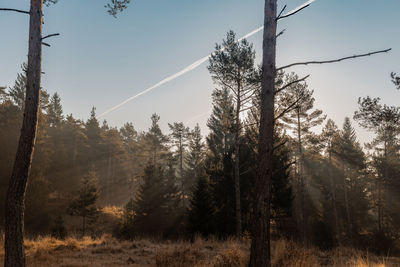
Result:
[97, 0, 319, 118]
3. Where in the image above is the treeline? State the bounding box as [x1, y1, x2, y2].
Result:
[1, 32, 399, 253]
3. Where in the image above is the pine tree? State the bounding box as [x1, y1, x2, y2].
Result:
[354, 96, 400, 235]
[168, 122, 189, 207]
[67, 171, 100, 236]
[208, 30, 258, 236]
[279, 76, 326, 242]
[185, 124, 205, 195]
[132, 163, 177, 236]
[47, 93, 63, 127]
[205, 87, 236, 236]
[188, 176, 215, 236]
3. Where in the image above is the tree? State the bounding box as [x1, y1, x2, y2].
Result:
[47, 93, 63, 127]
[4, 1, 45, 265]
[249, 1, 277, 265]
[168, 122, 190, 207]
[143, 114, 169, 166]
[354, 96, 400, 235]
[131, 163, 177, 236]
[205, 87, 236, 236]
[391, 72, 400, 90]
[185, 124, 205, 189]
[67, 171, 100, 237]
[188, 176, 215, 236]
[337, 117, 369, 245]
[208, 30, 258, 236]
[320, 119, 341, 245]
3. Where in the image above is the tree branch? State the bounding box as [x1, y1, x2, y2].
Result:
[275, 97, 301, 122]
[0, 8, 30, 14]
[277, 4, 310, 21]
[275, 75, 310, 95]
[42, 42, 51, 47]
[276, 29, 286, 39]
[276, 5, 287, 20]
[277, 49, 392, 71]
[42, 33, 60, 40]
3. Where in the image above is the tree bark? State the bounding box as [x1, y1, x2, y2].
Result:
[4, 0, 43, 266]
[328, 149, 340, 246]
[249, 0, 276, 266]
[234, 80, 242, 237]
[342, 160, 353, 245]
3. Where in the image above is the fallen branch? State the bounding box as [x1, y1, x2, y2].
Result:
[277, 49, 392, 71]
[0, 8, 30, 14]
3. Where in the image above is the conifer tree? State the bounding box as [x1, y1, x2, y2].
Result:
[168, 122, 189, 207]
[208, 31, 258, 236]
[279, 76, 326, 242]
[47, 93, 63, 127]
[354, 97, 400, 235]
[132, 163, 176, 236]
[188, 176, 215, 236]
[67, 171, 100, 236]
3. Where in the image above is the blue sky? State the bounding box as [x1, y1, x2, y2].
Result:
[1, 0, 399, 143]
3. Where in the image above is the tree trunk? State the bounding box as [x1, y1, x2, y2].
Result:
[249, 0, 276, 266]
[234, 83, 242, 236]
[297, 109, 306, 244]
[4, 1, 43, 266]
[328, 149, 340, 246]
[342, 160, 353, 245]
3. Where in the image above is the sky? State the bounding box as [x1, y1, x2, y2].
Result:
[1, 0, 399, 144]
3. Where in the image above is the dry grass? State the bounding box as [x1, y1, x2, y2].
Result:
[0, 234, 399, 266]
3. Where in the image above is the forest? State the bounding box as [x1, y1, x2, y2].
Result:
[0, 0, 399, 266]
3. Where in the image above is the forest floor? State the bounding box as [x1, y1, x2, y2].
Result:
[1, 235, 400, 266]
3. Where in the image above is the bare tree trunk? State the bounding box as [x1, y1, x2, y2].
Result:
[342, 160, 353, 245]
[4, 1, 43, 266]
[296, 109, 306, 244]
[249, 0, 276, 266]
[328, 149, 340, 246]
[234, 86, 242, 236]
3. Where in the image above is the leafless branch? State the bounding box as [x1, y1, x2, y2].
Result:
[42, 33, 60, 40]
[277, 4, 310, 21]
[42, 42, 51, 47]
[275, 75, 310, 95]
[276, 29, 286, 39]
[276, 5, 287, 20]
[0, 8, 30, 14]
[277, 49, 392, 71]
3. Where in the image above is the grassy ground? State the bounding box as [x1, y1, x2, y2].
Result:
[1, 235, 399, 266]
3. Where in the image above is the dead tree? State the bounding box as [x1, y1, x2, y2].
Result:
[249, 0, 391, 265]
[2, 1, 44, 266]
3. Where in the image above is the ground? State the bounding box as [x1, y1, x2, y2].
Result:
[1, 235, 399, 266]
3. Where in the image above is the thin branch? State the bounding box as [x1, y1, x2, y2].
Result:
[42, 42, 51, 47]
[277, 49, 392, 71]
[276, 5, 287, 20]
[275, 97, 301, 122]
[275, 75, 310, 95]
[277, 4, 310, 21]
[276, 29, 286, 39]
[274, 140, 287, 151]
[0, 8, 30, 14]
[42, 33, 60, 40]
